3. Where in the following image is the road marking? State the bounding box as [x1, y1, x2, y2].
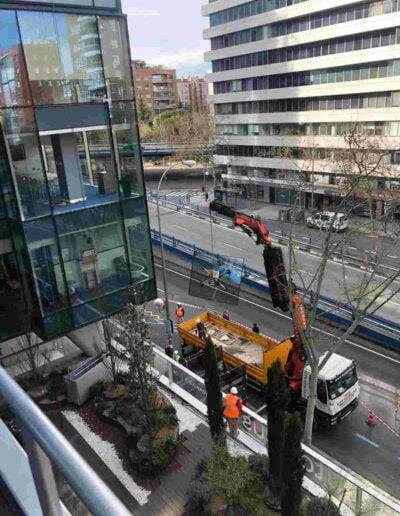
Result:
[355, 433, 380, 448]
[224, 242, 245, 252]
[172, 224, 191, 233]
[348, 247, 357, 251]
[388, 255, 398, 259]
[155, 263, 400, 367]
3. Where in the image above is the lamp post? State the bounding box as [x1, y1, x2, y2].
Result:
[156, 160, 196, 322]
[204, 169, 216, 255]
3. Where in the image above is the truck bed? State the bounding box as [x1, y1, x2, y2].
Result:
[188, 321, 264, 368]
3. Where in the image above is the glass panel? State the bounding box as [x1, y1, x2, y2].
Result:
[121, 198, 154, 284]
[110, 101, 144, 198]
[24, 218, 69, 315]
[18, 11, 106, 104]
[0, 108, 51, 219]
[58, 211, 131, 306]
[98, 17, 134, 101]
[40, 126, 118, 213]
[0, 11, 31, 107]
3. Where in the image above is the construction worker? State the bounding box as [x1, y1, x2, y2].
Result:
[173, 349, 182, 363]
[224, 387, 243, 438]
[165, 342, 174, 358]
[222, 310, 230, 321]
[196, 318, 206, 339]
[175, 304, 185, 323]
[252, 323, 260, 334]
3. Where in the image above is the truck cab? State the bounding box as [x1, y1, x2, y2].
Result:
[302, 353, 359, 425]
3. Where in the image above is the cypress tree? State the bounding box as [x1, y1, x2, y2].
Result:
[281, 412, 305, 516]
[265, 359, 288, 497]
[203, 337, 226, 445]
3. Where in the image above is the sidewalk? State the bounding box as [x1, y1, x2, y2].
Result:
[50, 388, 250, 516]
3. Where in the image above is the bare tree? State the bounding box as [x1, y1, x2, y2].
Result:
[283, 126, 400, 444]
[102, 318, 125, 386]
[115, 287, 156, 430]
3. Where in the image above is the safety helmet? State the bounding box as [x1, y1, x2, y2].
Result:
[230, 387, 238, 395]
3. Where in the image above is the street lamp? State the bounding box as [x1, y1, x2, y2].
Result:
[156, 160, 196, 323]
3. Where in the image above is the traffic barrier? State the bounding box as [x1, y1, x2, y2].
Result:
[150, 228, 400, 353]
[367, 411, 378, 427]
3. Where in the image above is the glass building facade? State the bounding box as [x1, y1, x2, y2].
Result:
[0, 0, 156, 342]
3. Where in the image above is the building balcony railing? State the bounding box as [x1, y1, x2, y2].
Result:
[0, 364, 131, 515]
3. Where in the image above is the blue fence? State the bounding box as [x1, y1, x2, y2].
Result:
[151, 228, 400, 352]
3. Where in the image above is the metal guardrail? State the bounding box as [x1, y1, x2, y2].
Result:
[150, 227, 400, 351]
[152, 347, 400, 515]
[0, 365, 131, 516]
[148, 193, 399, 276]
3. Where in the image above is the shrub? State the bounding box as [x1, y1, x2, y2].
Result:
[248, 454, 269, 484]
[185, 479, 211, 515]
[206, 446, 264, 514]
[307, 498, 340, 516]
[89, 380, 110, 399]
[152, 437, 178, 473]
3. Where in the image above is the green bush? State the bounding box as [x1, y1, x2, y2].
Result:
[206, 446, 265, 515]
[307, 498, 340, 516]
[152, 437, 178, 473]
[185, 479, 211, 515]
[248, 454, 269, 484]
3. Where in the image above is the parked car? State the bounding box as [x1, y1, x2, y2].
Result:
[306, 211, 349, 232]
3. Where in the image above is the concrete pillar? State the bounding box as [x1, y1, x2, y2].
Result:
[51, 134, 85, 203]
[67, 322, 106, 357]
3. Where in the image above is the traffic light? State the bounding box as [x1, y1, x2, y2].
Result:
[263, 246, 289, 312]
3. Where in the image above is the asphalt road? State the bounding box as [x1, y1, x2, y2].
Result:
[148, 257, 400, 500]
[148, 202, 400, 326]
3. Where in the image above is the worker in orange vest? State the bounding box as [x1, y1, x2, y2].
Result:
[223, 387, 243, 438]
[175, 304, 185, 323]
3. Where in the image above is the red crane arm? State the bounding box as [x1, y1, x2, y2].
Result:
[233, 213, 273, 247]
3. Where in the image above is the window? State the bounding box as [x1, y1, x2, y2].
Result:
[0, 11, 31, 107]
[18, 11, 106, 104]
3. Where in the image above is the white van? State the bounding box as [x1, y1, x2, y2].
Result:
[306, 211, 349, 232]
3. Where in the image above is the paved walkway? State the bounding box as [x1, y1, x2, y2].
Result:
[50, 391, 249, 515]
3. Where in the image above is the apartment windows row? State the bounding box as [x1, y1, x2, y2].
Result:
[216, 144, 398, 161]
[210, 0, 400, 50]
[210, 0, 307, 28]
[212, 28, 399, 72]
[214, 91, 400, 114]
[214, 59, 400, 94]
[216, 121, 395, 137]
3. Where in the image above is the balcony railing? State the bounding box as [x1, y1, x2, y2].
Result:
[0, 365, 131, 516]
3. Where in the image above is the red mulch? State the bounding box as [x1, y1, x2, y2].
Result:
[78, 401, 119, 444]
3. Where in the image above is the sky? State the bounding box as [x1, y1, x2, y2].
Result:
[122, 0, 211, 78]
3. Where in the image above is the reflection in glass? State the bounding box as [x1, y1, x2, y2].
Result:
[98, 17, 134, 100]
[122, 198, 154, 284]
[24, 218, 68, 315]
[39, 127, 118, 212]
[59, 218, 131, 306]
[111, 102, 143, 197]
[0, 108, 51, 219]
[0, 11, 31, 107]
[18, 11, 106, 104]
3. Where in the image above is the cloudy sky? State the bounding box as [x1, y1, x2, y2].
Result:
[122, 0, 211, 78]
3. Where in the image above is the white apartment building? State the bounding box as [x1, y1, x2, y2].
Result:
[202, 0, 400, 214]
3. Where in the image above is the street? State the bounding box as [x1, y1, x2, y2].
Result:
[148, 257, 400, 499]
[147, 201, 400, 325]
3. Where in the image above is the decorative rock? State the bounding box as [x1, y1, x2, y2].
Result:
[104, 384, 127, 400]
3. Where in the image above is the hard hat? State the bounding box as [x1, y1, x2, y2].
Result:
[196, 318, 201, 323]
[230, 387, 238, 395]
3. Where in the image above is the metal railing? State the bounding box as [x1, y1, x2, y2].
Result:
[0, 365, 131, 516]
[152, 347, 400, 515]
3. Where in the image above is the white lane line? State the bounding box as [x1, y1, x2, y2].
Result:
[224, 242, 245, 252]
[155, 263, 400, 367]
[348, 247, 357, 251]
[355, 433, 380, 449]
[388, 255, 398, 259]
[153, 207, 400, 282]
[172, 224, 191, 233]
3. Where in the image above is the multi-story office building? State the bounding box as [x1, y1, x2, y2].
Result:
[133, 60, 179, 116]
[0, 0, 156, 346]
[203, 0, 400, 212]
[177, 76, 209, 112]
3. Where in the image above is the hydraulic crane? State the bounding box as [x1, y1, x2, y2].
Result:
[210, 201, 308, 392]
